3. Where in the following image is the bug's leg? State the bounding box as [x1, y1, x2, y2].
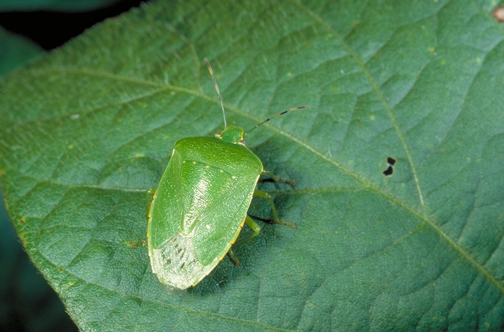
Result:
[260, 170, 296, 186]
[227, 248, 241, 266]
[228, 212, 292, 264]
[227, 216, 262, 264]
[253, 190, 296, 228]
[227, 216, 261, 264]
[234, 215, 262, 246]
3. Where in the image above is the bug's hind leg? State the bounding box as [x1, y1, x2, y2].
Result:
[227, 249, 240, 267]
[234, 216, 262, 246]
[227, 216, 262, 265]
[253, 190, 296, 228]
[227, 185, 297, 264]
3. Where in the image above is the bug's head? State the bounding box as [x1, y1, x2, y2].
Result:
[217, 126, 245, 144]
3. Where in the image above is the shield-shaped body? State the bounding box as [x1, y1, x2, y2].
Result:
[147, 133, 263, 289]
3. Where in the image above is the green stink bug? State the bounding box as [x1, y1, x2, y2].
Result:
[147, 58, 308, 290]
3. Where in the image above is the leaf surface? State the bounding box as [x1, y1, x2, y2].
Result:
[1, 1, 504, 331]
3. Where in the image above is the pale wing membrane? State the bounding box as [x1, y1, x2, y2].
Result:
[150, 229, 217, 290]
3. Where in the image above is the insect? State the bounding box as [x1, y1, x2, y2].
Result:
[147, 58, 308, 290]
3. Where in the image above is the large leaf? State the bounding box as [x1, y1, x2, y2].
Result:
[1, 0, 504, 330]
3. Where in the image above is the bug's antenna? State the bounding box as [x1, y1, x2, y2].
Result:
[204, 58, 227, 129]
[245, 105, 309, 136]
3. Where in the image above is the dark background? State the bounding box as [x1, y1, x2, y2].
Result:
[0, 0, 148, 51]
[0, 1, 149, 331]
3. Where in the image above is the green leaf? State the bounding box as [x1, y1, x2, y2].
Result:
[1, 0, 504, 330]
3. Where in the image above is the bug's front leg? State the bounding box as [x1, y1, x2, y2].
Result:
[227, 216, 262, 265]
